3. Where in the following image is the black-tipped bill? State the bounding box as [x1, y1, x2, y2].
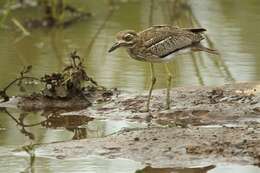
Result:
[108, 42, 121, 53]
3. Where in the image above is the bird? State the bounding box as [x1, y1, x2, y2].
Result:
[108, 25, 219, 111]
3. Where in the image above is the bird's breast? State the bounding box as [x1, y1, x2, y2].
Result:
[126, 47, 147, 62]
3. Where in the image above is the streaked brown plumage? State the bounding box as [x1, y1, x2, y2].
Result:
[108, 25, 219, 111]
[108, 25, 218, 62]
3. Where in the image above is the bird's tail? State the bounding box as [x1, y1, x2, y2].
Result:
[192, 43, 220, 55]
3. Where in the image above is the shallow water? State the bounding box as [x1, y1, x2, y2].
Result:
[1, 0, 260, 91]
[1, 150, 260, 173]
[1, 0, 260, 172]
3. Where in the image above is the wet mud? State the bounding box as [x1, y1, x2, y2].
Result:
[37, 82, 260, 167]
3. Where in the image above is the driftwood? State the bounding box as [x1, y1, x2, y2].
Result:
[0, 51, 113, 110]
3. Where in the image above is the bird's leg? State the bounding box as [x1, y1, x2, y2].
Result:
[164, 63, 173, 109]
[146, 62, 156, 112]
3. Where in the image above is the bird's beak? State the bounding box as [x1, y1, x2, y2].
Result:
[108, 41, 122, 53]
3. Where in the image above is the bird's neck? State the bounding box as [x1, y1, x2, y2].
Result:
[126, 43, 137, 55]
[126, 43, 146, 61]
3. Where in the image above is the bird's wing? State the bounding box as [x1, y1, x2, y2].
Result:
[140, 25, 178, 48]
[183, 28, 207, 33]
[140, 26, 204, 58]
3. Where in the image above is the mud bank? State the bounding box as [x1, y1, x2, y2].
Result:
[40, 124, 260, 167]
[67, 82, 260, 125]
[36, 82, 260, 167]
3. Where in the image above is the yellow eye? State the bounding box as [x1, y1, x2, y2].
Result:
[124, 34, 133, 41]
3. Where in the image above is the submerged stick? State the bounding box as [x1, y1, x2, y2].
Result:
[12, 18, 30, 35]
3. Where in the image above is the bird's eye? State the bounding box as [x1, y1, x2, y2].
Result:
[124, 34, 133, 41]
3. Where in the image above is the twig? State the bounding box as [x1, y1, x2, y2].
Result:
[2, 76, 40, 93]
[11, 18, 30, 36]
[4, 109, 45, 127]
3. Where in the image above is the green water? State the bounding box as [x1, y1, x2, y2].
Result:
[0, 0, 260, 172]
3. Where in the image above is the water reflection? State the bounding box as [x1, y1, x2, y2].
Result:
[0, 0, 238, 93]
[0, 0, 259, 90]
[169, 0, 234, 84]
[135, 165, 260, 173]
[41, 111, 94, 140]
[2, 108, 94, 141]
[135, 165, 215, 173]
[1, 155, 143, 173]
[1, 0, 259, 91]
[22, 143, 36, 173]
[0, 107, 146, 145]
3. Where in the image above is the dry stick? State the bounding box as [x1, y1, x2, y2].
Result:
[0, 75, 40, 102]
[2, 76, 40, 93]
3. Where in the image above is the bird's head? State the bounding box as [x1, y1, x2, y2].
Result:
[108, 30, 138, 52]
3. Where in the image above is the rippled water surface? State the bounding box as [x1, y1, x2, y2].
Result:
[1, 0, 260, 172]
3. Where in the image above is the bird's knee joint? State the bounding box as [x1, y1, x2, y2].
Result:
[151, 77, 156, 83]
[167, 75, 173, 80]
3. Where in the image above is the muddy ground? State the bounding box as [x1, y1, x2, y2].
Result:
[27, 83, 260, 167]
